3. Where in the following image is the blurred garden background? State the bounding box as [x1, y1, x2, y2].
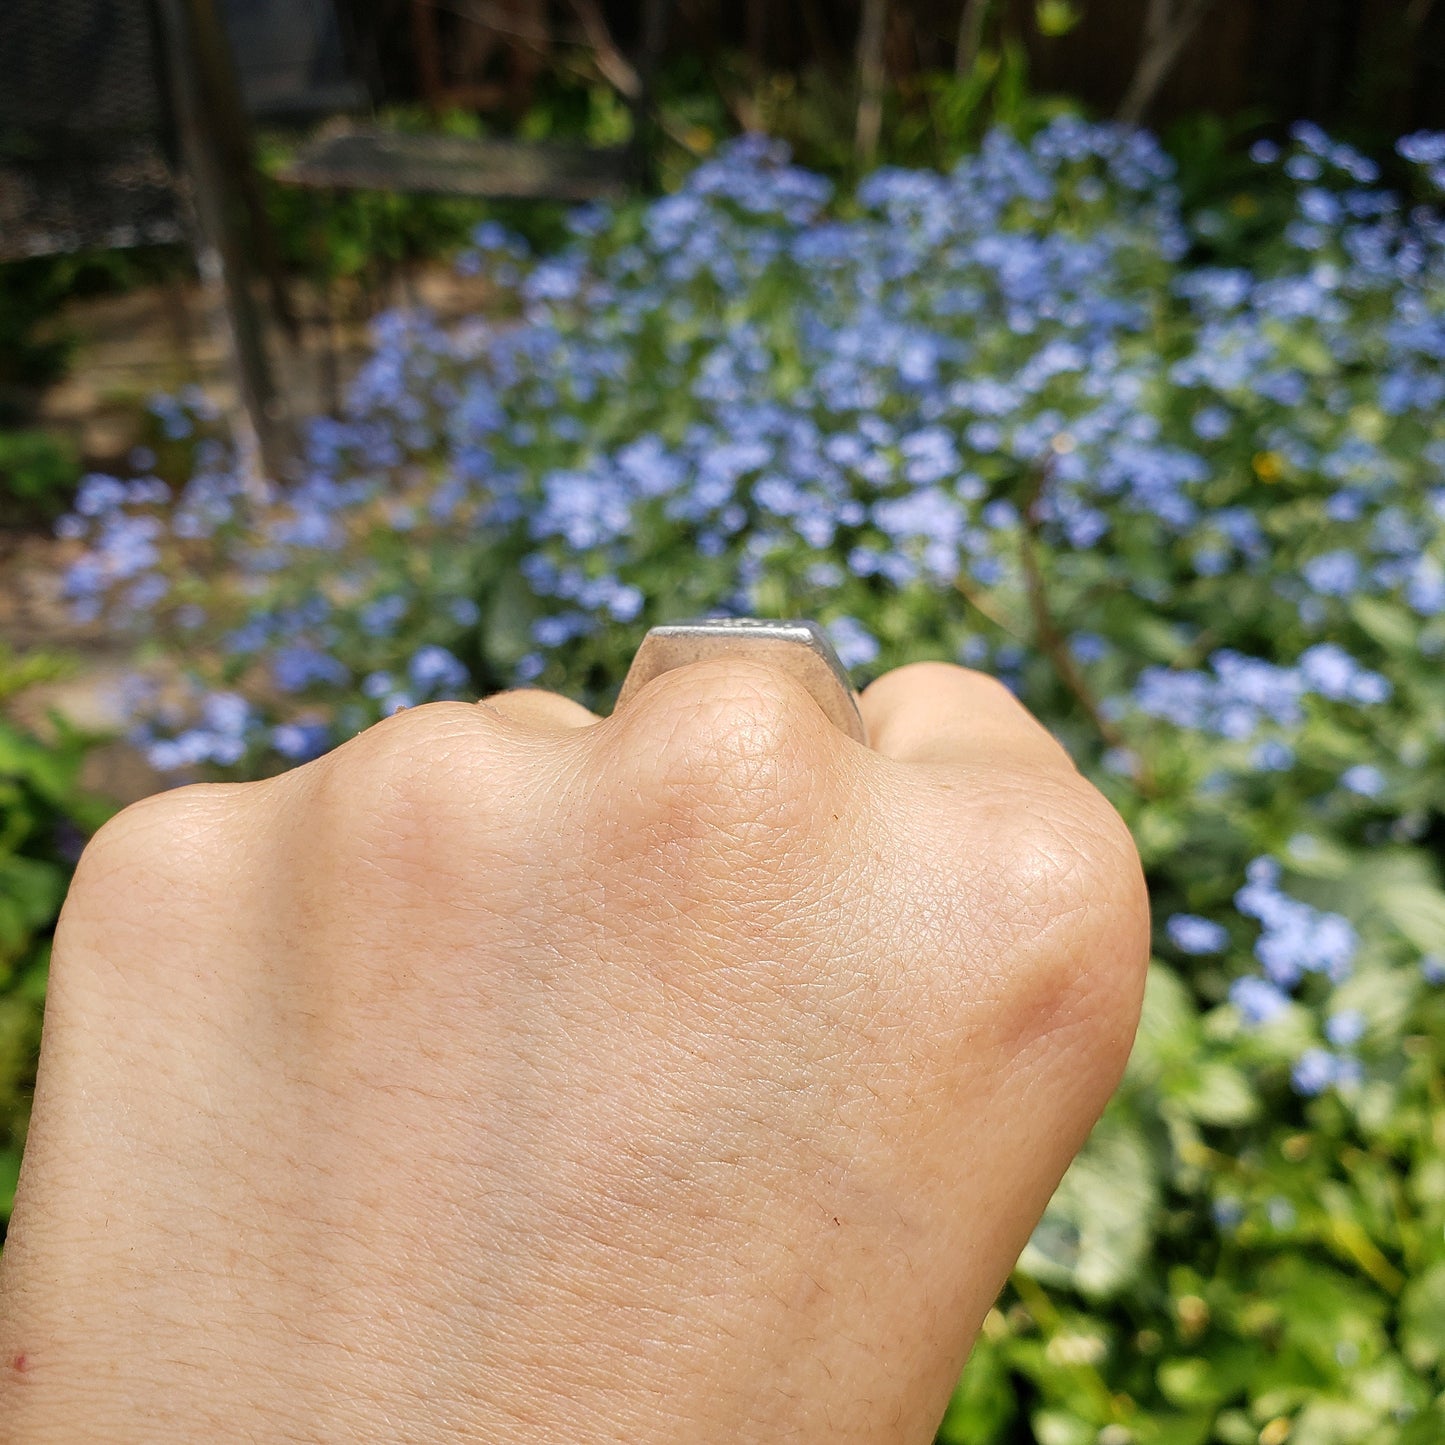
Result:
[3, 2, 1445, 1441]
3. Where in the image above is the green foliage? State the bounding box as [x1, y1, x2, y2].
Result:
[0, 248, 185, 423]
[0, 428, 81, 524]
[892, 45, 1072, 168]
[1035, 0, 1084, 38]
[257, 112, 496, 288]
[958, 949, 1445, 1444]
[0, 262, 74, 410]
[0, 650, 113, 1226]
[256, 96, 642, 289]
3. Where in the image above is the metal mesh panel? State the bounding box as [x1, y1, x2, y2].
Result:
[0, 0, 182, 260]
[0, 0, 365, 262]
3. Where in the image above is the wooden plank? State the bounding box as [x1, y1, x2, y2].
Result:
[278, 132, 633, 201]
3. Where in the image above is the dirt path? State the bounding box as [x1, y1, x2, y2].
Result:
[1, 529, 156, 801]
[3, 259, 496, 803]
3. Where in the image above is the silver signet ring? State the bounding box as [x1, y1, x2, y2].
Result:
[615, 618, 869, 747]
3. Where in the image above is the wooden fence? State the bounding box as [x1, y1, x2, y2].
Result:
[345, 0, 1445, 138]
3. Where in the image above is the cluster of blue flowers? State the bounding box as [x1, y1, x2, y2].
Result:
[1169, 852, 1379, 1100]
[1129, 644, 1392, 742]
[54, 117, 1445, 1127]
[1229, 857, 1363, 1093]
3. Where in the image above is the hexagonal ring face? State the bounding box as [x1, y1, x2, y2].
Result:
[615, 618, 869, 746]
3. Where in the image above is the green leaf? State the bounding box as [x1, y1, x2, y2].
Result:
[1172, 1060, 1258, 1127]
[937, 1336, 1017, 1442]
[1147, 1411, 1216, 1445]
[1377, 882, 1445, 957]
[1291, 1396, 1390, 1443]
[1330, 964, 1418, 1042]
[0, 1148, 19, 1220]
[1157, 1357, 1221, 1409]
[481, 569, 539, 671]
[1032, 1408, 1094, 1445]
[1280, 832, 1355, 879]
[1212, 1411, 1258, 1445]
[1126, 964, 1198, 1084]
[1020, 1109, 1159, 1300]
[1035, 0, 1082, 37]
[1309, 848, 1436, 923]
[1126, 615, 1193, 663]
[1350, 596, 1421, 653]
[1253, 1257, 1388, 1376]
[1400, 1263, 1445, 1374]
[1400, 1413, 1445, 1445]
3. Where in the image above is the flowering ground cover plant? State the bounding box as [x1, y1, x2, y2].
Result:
[0, 649, 113, 1223]
[54, 119, 1445, 1442]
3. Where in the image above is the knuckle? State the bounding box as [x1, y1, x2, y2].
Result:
[990, 777, 1150, 1056]
[597, 658, 845, 883]
[355, 697, 496, 763]
[56, 784, 260, 993]
[480, 687, 596, 729]
[297, 701, 524, 881]
[71, 783, 250, 902]
[1004, 783, 1122, 914]
[1006, 777, 1143, 917]
[910, 659, 1010, 700]
[967, 669, 1036, 721]
[621, 658, 835, 793]
[637, 661, 831, 813]
[324, 701, 498, 818]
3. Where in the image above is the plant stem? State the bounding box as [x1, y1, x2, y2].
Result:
[1018, 458, 1155, 793]
[855, 0, 889, 166]
[954, 0, 989, 76]
[1117, 0, 1216, 126]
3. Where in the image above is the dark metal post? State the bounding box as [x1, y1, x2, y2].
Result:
[631, 0, 670, 193]
[152, 0, 291, 478]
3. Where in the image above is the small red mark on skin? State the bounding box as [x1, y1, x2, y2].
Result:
[11, 1352, 29, 1374]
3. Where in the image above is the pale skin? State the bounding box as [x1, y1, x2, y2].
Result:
[0, 660, 1149, 1443]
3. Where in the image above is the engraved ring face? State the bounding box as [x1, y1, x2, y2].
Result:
[615, 618, 869, 746]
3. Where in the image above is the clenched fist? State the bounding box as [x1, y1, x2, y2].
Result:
[0, 660, 1148, 1443]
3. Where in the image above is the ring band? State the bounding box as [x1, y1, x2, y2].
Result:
[615, 618, 869, 746]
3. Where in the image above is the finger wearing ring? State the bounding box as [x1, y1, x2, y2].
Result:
[615, 619, 868, 747]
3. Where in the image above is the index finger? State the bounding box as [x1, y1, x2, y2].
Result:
[858, 662, 1079, 775]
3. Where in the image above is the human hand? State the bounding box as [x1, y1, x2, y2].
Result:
[0, 660, 1148, 1443]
